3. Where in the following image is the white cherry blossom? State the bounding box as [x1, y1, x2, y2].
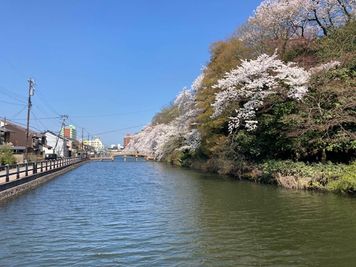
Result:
[212, 53, 310, 132]
[124, 71, 205, 159]
[241, 0, 354, 43]
[309, 60, 341, 74]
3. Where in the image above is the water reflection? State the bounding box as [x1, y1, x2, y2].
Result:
[0, 159, 356, 266]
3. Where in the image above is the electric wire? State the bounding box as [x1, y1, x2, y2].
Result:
[35, 88, 61, 116]
[0, 86, 27, 104]
[68, 107, 156, 119]
[0, 56, 150, 144]
[67, 117, 94, 140]
[0, 99, 26, 106]
[0, 54, 28, 80]
[93, 124, 146, 136]
[31, 110, 48, 132]
[10, 105, 27, 119]
[0, 78, 149, 143]
[3, 117, 44, 133]
[6, 116, 60, 121]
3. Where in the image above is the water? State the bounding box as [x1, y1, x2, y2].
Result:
[1, 158, 356, 266]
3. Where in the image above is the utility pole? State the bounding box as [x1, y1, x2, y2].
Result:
[81, 127, 84, 155]
[53, 115, 68, 157]
[87, 133, 90, 155]
[81, 128, 84, 149]
[25, 78, 35, 162]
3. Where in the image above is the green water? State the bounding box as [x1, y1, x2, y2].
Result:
[0, 158, 355, 266]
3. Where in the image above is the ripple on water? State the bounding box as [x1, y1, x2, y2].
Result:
[1, 160, 356, 266]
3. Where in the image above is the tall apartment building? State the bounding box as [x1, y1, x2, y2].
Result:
[61, 125, 77, 140]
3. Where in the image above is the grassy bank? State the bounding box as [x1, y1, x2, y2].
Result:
[259, 160, 356, 194]
[168, 156, 356, 195]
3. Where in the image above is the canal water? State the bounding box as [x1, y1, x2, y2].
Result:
[0, 158, 356, 266]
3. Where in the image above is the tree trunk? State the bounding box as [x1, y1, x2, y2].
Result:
[321, 148, 327, 163]
[311, 9, 328, 36]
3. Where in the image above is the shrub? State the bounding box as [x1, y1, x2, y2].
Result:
[0, 146, 16, 165]
[318, 20, 356, 66]
[261, 160, 356, 193]
[327, 162, 356, 194]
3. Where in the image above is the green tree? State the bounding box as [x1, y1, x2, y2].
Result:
[151, 103, 179, 125]
[0, 146, 16, 165]
[196, 38, 252, 157]
[284, 67, 356, 162]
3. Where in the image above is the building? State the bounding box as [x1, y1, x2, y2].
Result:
[61, 125, 77, 140]
[0, 125, 11, 145]
[109, 144, 123, 150]
[123, 134, 133, 148]
[83, 137, 104, 152]
[67, 139, 82, 158]
[0, 119, 47, 162]
[43, 131, 69, 158]
[83, 143, 95, 155]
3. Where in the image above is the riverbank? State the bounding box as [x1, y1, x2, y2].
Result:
[167, 157, 356, 195]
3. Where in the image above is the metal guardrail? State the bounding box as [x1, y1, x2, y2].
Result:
[0, 157, 84, 184]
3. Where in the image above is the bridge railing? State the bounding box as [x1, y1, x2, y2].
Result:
[112, 151, 155, 159]
[0, 157, 84, 185]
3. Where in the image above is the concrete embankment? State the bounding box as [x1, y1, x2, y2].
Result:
[0, 160, 88, 202]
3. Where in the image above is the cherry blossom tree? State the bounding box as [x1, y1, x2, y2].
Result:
[124, 124, 179, 160]
[306, 0, 355, 36]
[309, 60, 341, 73]
[240, 0, 355, 46]
[211, 53, 310, 133]
[124, 71, 205, 160]
[246, 0, 310, 40]
[191, 69, 205, 92]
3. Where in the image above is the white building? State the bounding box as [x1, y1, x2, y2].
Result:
[83, 137, 104, 152]
[110, 144, 123, 150]
[44, 131, 69, 157]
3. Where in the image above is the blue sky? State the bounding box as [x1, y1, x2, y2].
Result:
[0, 0, 261, 145]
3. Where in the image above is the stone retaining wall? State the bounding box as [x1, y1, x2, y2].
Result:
[0, 160, 88, 202]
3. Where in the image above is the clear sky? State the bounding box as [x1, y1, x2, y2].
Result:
[0, 0, 261, 145]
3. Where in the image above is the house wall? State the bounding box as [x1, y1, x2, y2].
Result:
[0, 120, 45, 158]
[5, 124, 30, 147]
[14, 154, 24, 163]
[44, 132, 68, 157]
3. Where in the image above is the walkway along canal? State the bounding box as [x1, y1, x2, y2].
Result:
[0, 157, 86, 201]
[0, 157, 356, 266]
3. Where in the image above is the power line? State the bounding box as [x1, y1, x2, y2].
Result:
[68, 108, 156, 119]
[67, 118, 96, 142]
[31, 110, 48, 131]
[33, 103, 54, 119]
[0, 117, 44, 133]
[0, 54, 28, 79]
[1, 77, 151, 143]
[11, 105, 27, 119]
[5, 116, 60, 121]
[93, 124, 146, 136]
[0, 99, 26, 106]
[35, 88, 61, 116]
[0, 86, 27, 104]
